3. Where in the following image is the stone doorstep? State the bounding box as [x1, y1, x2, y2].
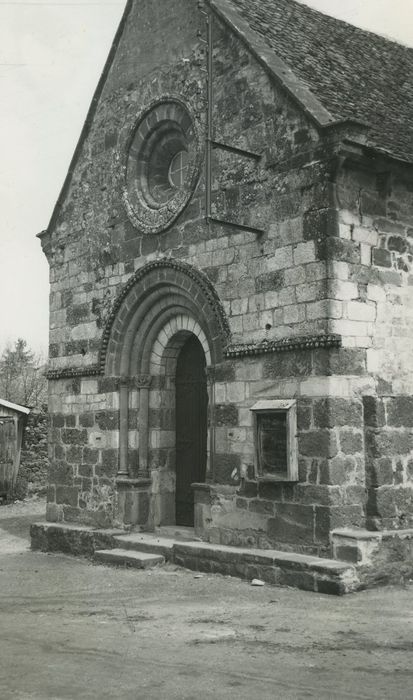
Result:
[173, 541, 353, 576]
[109, 535, 358, 595]
[93, 548, 165, 569]
[30, 522, 360, 595]
[155, 525, 197, 541]
[113, 533, 176, 561]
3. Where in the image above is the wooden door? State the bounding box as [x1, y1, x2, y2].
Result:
[175, 336, 208, 526]
[0, 417, 16, 496]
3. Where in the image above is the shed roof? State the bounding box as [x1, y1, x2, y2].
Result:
[0, 399, 31, 416]
[218, 0, 413, 162]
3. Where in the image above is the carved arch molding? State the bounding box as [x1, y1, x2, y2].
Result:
[102, 259, 230, 375]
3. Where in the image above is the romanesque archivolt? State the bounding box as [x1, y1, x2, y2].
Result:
[100, 259, 231, 375]
[122, 97, 203, 234]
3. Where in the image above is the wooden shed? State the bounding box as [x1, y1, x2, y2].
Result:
[0, 399, 30, 499]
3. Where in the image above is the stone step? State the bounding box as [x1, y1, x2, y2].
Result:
[156, 525, 196, 541]
[113, 533, 175, 561]
[32, 522, 362, 595]
[172, 541, 360, 595]
[94, 548, 165, 569]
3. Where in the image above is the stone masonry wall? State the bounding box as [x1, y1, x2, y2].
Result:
[44, 2, 340, 533]
[364, 396, 413, 530]
[334, 163, 413, 395]
[20, 408, 48, 496]
[43, 1, 413, 547]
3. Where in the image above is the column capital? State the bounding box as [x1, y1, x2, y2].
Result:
[134, 374, 152, 389]
[115, 375, 130, 389]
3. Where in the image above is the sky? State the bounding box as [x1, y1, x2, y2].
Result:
[0, 0, 412, 357]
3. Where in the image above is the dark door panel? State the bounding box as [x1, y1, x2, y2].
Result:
[175, 336, 208, 526]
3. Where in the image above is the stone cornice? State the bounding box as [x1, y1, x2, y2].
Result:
[45, 333, 342, 378]
[224, 333, 342, 358]
[45, 365, 101, 380]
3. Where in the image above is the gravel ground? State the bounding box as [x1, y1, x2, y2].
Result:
[0, 499, 412, 699]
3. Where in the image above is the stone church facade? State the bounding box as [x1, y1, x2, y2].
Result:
[39, 0, 413, 559]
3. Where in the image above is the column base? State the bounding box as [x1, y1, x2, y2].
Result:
[116, 477, 152, 526]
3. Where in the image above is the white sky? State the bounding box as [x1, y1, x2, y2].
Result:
[0, 0, 412, 356]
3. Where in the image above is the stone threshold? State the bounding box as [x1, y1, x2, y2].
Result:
[30, 522, 360, 596]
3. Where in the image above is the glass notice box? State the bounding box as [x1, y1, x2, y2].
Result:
[250, 400, 298, 481]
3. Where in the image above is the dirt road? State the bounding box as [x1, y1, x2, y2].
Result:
[0, 499, 412, 699]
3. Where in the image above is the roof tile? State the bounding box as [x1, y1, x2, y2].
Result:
[227, 0, 413, 162]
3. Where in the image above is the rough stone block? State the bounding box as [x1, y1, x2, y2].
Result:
[78, 464, 93, 478]
[315, 505, 364, 543]
[95, 410, 119, 431]
[297, 401, 312, 430]
[66, 445, 82, 463]
[314, 398, 363, 428]
[51, 414, 65, 428]
[82, 447, 99, 465]
[255, 270, 284, 293]
[56, 486, 79, 508]
[319, 456, 359, 486]
[267, 504, 315, 545]
[386, 397, 413, 428]
[61, 429, 88, 445]
[293, 241, 316, 265]
[365, 429, 411, 458]
[263, 350, 312, 379]
[280, 569, 316, 591]
[241, 480, 258, 498]
[303, 208, 339, 241]
[213, 453, 241, 484]
[214, 404, 239, 427]
[298, 431, 338, 459]
[313, 348, 366, 376]
[373, 248, 392, 268]
[316, 578, 346, 596]
[79, 413, 95, 428]
[363, 397, 386, 428]
[339, 430, 364, 455]
[295, 484, 342, 506]
[249, 499, 274, 515]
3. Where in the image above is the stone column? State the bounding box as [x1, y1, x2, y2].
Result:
[118, 376, 130, 478]
[135, 375, 152, 479]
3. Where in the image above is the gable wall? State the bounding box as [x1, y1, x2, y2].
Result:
[44, 3, 371, 545]
[46, 7, 326, 375]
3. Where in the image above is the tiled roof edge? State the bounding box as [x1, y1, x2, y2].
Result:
[208, 0, 336, 128]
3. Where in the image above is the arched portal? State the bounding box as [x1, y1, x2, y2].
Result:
[101, 260, 230, 529]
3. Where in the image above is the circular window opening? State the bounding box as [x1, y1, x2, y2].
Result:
[124, 99, 201, 234]
[168, 150, 189, 189]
